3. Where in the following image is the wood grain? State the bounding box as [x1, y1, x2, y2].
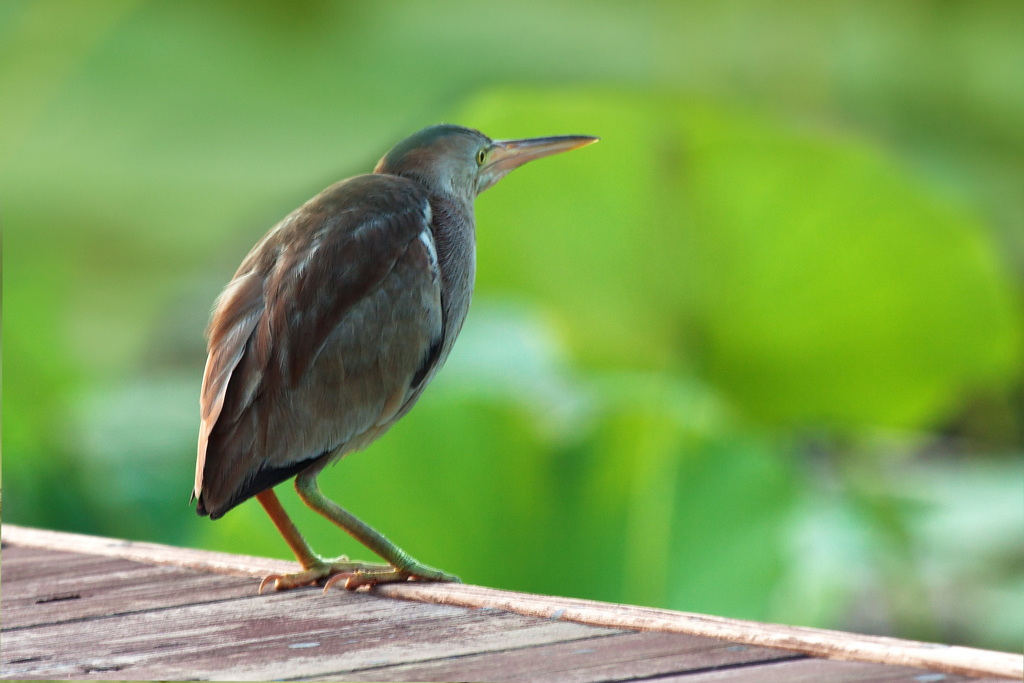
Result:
[3, 575, 612, 680]
[371, 582, 1023, 679]
[3, 524, 1020, 681]
[2, 523, 296, 578]
[334, 631, 804, 682]
[2, 546, 257, 629]
[654, 657, 989, 682]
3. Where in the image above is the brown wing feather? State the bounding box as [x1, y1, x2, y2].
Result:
[193, 271, 264, 502]
[195, 174, 438, 517]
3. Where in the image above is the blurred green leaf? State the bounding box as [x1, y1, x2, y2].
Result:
[463, 89, 1022, 429]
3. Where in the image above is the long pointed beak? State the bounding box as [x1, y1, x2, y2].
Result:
[484, 135, 599, 175]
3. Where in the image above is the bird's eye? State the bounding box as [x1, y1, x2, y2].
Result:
[476, 148, 487, 166]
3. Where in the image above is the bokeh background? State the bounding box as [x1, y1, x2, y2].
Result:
[3, 0, 1022, 652]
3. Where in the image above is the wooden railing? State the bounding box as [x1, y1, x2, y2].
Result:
[2, 524, 1020, 681]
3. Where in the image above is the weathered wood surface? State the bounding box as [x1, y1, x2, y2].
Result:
[1, 524, 1020, 681]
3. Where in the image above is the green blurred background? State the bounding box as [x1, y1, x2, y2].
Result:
[3, 0, 1022, 651]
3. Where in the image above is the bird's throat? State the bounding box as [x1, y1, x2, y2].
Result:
[427, 192, 477, 359]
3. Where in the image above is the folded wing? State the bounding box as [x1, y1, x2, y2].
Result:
[195, 174, 442, 518]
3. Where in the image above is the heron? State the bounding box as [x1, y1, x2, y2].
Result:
[193, 124, 598, 591]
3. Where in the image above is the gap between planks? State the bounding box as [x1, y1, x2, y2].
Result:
[2, 524, 1020, 680]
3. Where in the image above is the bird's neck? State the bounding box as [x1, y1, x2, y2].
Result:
[427, 190, 476, 351]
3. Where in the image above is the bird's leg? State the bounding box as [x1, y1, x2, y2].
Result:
[295, 470, 460, 590]
[254, 489, 390, 593]
[256, 489, 322, 568]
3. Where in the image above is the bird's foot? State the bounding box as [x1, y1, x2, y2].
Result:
[258, 556, 392, 594]
[323, 561, 460, 591]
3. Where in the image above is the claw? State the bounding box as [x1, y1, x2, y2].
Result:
[258, 575, 281, 595]
[257, 559, 453, 595]
[257, 567, 324, 593]
[344, 572, 375, 590]
[322, 571, 355, 593]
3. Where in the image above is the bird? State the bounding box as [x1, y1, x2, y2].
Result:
[193, 124, 598, 592]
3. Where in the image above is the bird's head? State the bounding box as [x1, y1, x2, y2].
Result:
[375, 124, 598, 201]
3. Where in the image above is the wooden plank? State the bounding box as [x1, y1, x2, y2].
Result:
[332, 630, 803, 682]
[3, 524, 1020, 680]
[653, 657, 986, 682]
[2, 523, 296, 579]
[2, 546, 182, 597]
[1, 546, 146, 583]
[373, 583, 1024, 680]
[2, 578, 616, 680]
[2, 547, 257, 629]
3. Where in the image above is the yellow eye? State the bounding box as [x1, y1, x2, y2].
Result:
[476, 148, 487, 165]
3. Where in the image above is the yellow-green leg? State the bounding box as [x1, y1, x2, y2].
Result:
[255, 489, 391, 593]
[295, 468, 460, 590]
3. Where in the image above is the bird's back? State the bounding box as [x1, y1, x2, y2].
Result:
[195, 173, 447, 518]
